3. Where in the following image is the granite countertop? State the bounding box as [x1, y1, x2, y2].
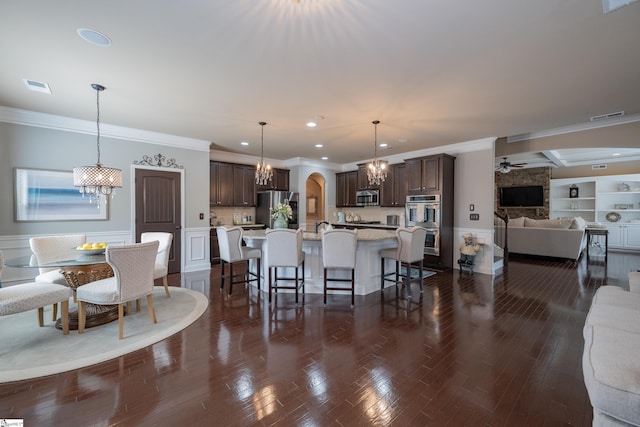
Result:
[243, 228, 396, 241]
[331, 222, 399, 230]
[211, 224, 266, 229]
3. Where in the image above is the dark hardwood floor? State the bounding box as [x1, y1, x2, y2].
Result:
[1, 251, 638, 426]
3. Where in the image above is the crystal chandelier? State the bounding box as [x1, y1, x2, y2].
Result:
[367, 120, 387, 186]
[73, 84, 122, 203]
[255, 121, 273, 185]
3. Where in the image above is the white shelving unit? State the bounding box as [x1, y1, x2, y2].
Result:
[551, 174, 640, 250]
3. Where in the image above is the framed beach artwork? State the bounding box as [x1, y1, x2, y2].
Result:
[14, 168, 108, 221]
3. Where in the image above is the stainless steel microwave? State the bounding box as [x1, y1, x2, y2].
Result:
[356, 189, 379, 206]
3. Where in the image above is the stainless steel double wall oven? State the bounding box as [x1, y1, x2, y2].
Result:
[405, 194, 441, 256]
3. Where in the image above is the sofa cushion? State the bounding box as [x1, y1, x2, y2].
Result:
[509, 216, 526, 228]
[583, 324, 640, 426]
[524, 217, 573, 229]
[570, 216, 587, 230]
[629, 272, 640, 294]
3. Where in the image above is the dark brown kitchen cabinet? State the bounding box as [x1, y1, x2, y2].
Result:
[336, 171, 357, 207]
[210, 228, 220, 264]
[406, 154, 453, 195]
[380, 163, 406, 207]
[357, 165, 380, 190]
[210, 161, 234, 206]
[233, 164, 256, 206]
[256, 168, 289, 191]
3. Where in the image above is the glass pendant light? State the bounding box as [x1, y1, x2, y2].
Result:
[367, 120, 387, 186]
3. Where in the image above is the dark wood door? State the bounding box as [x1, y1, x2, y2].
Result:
[135, 168, 181, 274]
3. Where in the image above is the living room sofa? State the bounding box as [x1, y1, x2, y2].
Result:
[583, 272, 640, 426]
[506, 216, 587, 261]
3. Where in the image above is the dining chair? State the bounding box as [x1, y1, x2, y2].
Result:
[29, 234, 86, 319]
[321, 228, 357, 306]
[216, 226, 261, 295]
[77, 241, 159, 340]
[380, 226, 427, 299]
[265, 228, 305, 304]
[140, 232, 173, 298]
[0, 250, 71, 334]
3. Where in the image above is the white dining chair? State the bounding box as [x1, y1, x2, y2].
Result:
[141, 232, 173, 298]
[77, 241, 159, 340]
[216, 226, 261, 295]
[321, 228, 357, 306]
[380, 227, 427, 299]
[29, 234, 86, 319]
[265, 228, 305, 304]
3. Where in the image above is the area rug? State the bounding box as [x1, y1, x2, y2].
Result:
[0, 286, 208, 383]
[400, 266, 437, 280]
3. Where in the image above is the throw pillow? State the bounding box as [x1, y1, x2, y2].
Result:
[570, 216, 587, 230]
[509, 216, 526, 227]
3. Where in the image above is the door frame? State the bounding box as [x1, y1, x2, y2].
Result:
[130, 164, 186, 272]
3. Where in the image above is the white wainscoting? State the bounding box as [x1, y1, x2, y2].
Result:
[452, 227, 495, 276]
[183, 227, 211, 273]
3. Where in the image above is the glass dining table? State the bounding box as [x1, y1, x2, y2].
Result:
[5, 253, 118, 330]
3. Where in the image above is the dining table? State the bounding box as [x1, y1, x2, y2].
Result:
[5, 253, 118, 330]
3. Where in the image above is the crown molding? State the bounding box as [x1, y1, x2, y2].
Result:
[507, 113, 640, 143]
[0, 106, 211, 152]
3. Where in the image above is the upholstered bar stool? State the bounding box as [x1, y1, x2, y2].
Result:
[321, 228, 357, 306]
[265, 228, 305, 304]
[217, 226, 261, 295]
[380, 227, 427, 299]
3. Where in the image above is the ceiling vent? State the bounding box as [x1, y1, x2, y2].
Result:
[23, 79, 51, 94]
[590, 111, 625, 121]
[592, 164, 608, 170]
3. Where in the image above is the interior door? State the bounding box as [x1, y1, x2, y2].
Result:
[135, 168, 181, 274]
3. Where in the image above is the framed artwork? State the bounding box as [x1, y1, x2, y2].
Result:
[569, 185, 579, 198]
[14, 168, 108, 221]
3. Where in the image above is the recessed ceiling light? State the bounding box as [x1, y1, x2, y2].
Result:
[315, 144, 323, 148]
[321, 156, 328, 160]
[23, 79, 51, 94]
[77, 28, 112, 46]
[306, 121, 317, 127]
[379, 143, 388, 148]
[241, 141, 249, 146]
[612, 152, 621, 156]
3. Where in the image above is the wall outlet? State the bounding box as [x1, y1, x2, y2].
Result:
[470, 213, 479, 221]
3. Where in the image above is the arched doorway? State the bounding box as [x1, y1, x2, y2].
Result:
[305, 173, 325, 231]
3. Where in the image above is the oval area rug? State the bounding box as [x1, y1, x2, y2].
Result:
[0, 286, 208, 383]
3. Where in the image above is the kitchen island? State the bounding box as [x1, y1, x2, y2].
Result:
[242, 229, 398, 296]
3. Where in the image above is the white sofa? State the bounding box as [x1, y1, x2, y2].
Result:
[507, 217, 587, 261]
[583, 272, 640, 426]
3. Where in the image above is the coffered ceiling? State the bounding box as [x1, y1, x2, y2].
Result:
[1, 0, 639, 165]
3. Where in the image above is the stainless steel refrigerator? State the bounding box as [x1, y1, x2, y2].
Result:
[256, 191, 299, 229]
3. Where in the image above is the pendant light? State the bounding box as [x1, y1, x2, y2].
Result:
[255, 121, 273, 185]
[367, 120, 387, 186]
[73, 83, 122, 203]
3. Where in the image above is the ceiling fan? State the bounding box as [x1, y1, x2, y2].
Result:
[496, 157, 527, 173]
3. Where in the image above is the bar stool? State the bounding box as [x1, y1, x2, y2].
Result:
[380, 227, 427, 299]
[265, 228, 305, 303]
[321, 228, 357, 306]
[217, 226, 261, 295]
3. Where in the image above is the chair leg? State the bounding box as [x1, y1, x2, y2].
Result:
[136, 299, 141, 312]
[302, 260, 305, 298]
[52, 303, 58, 321]
[220, 260, 226, 292]
[405, 264, 412, 299]
[419, 259, 424, 293]
[147, 294, 157, 324]
[61, 300, 69, 335]
[78, 301, 86, 334]
[294, 266, 299, 304]
[229, 262, 234, 295]
[37, 307, 44, 327]
[127, 301, 133, 315]
[268, 267, 273, 303]
[163, 276, 171, 298]
[351, 269, 355, 307]
[324, 268, 328, 305]
[380, 257, 385, 290]
[257, 258, 261, 291]
[118, 303, 124, 340]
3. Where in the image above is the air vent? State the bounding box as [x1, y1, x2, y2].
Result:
[592, 164, 608, 170]
[590, 111, 625, 121]
[23, 79, 51, 94]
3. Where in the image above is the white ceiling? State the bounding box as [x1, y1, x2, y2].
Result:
[1, 0, 640, 165]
